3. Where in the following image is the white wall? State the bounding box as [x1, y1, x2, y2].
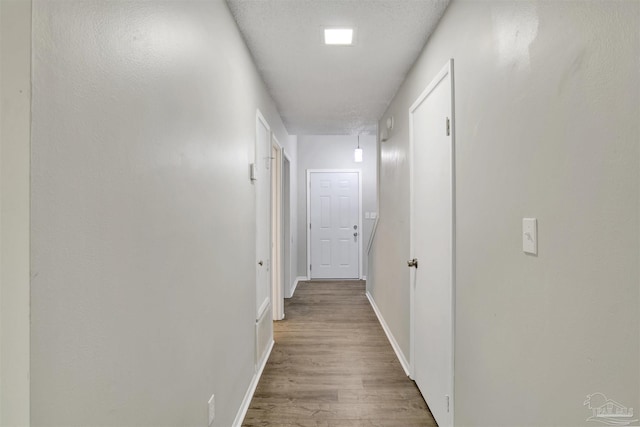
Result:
[369, 1, 639, 426]
[30, 1, 290, 426]
[296, 135, 377, 279]
[0, 0, 31, 425]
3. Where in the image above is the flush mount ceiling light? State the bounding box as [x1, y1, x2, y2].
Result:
[324, 28, 353, 45]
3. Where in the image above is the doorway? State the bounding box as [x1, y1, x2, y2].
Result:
[282, 153, 292, 298]
[271, 139, 284, 320]
[409, 59, 456, 427]
[307, 170, 361, 279]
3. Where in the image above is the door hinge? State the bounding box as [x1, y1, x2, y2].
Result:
[446, 117, 451, 136]
[310, 264, 312, 271]
[309, 223, 312, 229]
[446, 395, 450, 412]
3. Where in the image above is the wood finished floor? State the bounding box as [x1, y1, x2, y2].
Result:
[242, 280, 437, 427]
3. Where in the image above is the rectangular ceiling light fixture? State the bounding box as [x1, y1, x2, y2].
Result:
[324, 28, 353, 45]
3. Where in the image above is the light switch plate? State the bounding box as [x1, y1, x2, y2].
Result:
[365, 212, 370, 219]
[370, 212, 377, 219]
[523, 218, 537, 255]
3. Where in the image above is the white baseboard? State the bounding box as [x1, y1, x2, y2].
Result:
[288, 276, 307, 298]
[365, 291, 411, 377]
[232, 339, 274, 427]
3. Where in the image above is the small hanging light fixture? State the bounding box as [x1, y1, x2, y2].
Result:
[354, 135, 363, 163]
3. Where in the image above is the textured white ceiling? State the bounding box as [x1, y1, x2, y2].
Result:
[226, 0, 450, 135]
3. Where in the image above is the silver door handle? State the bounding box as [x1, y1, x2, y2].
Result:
[407, 258, 418, 268]
[258, 260, 263, 266]
[353, 232, 358, 237]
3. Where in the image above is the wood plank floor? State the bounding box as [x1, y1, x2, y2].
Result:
[242, 280, 438, 427]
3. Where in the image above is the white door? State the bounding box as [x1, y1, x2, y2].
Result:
[308, 171, 360, 279]
[410, 60, 455, 427]
[255, 112, 271, 319]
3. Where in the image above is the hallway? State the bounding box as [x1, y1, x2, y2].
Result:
[243, 281, 436, 426]
[2, 1, 638, 425]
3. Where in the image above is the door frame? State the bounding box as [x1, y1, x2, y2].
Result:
[0, 3, 32, 421]
[271, 137, 284, 320]
[408, 59, 456, 421]
[306, 169, 363, 280]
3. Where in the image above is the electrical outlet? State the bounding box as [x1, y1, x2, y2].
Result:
[208, 394, 215, 425]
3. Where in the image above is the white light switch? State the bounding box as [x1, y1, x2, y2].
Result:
[365, 212, 370, 219]
[522, 218, 537, 255]
[370, 212, 377, 219]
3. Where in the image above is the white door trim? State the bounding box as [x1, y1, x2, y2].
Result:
[0, 3, 32, 421]
[306, 169, 363, 280]
[409, 59, 456, 422]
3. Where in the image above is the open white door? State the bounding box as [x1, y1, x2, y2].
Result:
[271, 139, 284, 320]
[282, 153, 292, 297]
[307, 170, 361, 279]
[409, 59, 455, 427]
